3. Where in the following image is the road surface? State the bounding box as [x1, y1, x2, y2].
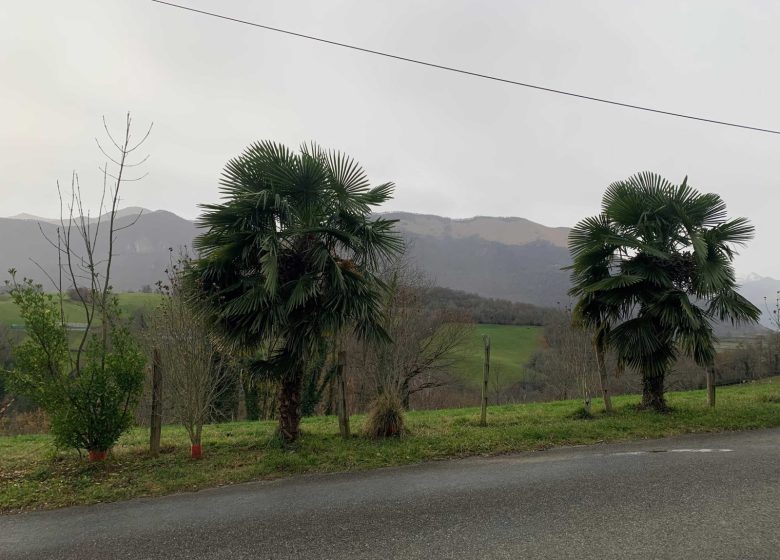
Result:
[2, 428, 779, 559]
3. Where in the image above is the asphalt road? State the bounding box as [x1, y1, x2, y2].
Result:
[2, 428, 779, 560]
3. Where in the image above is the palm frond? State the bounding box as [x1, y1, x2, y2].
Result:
[188, 139, 403, 358]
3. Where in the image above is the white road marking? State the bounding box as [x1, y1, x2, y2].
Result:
[610, 448, 733, 457]
[668, 448, 733, 453]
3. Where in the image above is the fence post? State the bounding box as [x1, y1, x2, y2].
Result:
[150, 347, 163, 456]
[706, 363, 716, 408]
[337, 351, 350, 438]
[480, 335, 490, 426]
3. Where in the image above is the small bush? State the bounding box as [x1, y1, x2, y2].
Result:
[364, 392, 405, 439]
[7, 279, 145, 453]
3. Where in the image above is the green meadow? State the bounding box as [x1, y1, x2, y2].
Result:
[452, 324, 542, 386]
[0, 292, 160, 327]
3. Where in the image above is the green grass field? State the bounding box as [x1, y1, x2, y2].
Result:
[2, 378, 778, 513]
[0, 292, 160, 326]
[452, 324, 541, 387]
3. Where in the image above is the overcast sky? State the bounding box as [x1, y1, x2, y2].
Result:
[2, 1, 779, 277]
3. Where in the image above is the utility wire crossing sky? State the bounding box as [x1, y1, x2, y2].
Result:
[3, 1, 780, 278]
[152, 0, 780, 136]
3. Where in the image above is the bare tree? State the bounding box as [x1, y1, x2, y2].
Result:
[147, 250, 233, 458]
[765, 291, 780, 331]
[42, 114, 151, 348]
[526, 311, 598, 413]
[356, 261, 472, 409]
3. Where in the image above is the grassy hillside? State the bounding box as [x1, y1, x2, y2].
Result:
[2, 378, 779, 512]
[452, 325, 542, 387]
[0, 293, 160, 326]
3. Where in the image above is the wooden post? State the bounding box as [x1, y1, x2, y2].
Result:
[336, 351, 350, 438]
[480, 335, 490, 426]
[595, 343, 613, 413]
[149, 347, 163, 456]
[706, 364, 716, 408]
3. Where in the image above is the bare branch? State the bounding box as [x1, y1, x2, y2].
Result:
[28, 258, 61, 293]
[95, 139, 151, 168]
[102, 115, 124, 152]
[97, 165, 150, 182]
[114, 215, 144, 232]
[36, 221, 69, 254]
[126, 121, 154, 153]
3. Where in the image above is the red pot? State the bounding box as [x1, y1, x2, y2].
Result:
[191, 444, 202, 459]
[88, 450, 107, 462]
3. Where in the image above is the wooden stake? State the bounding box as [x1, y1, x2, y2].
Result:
[149, 347, 163, 456]
[480, 335, 490, 427]
[336, 351, 350, 438]
[706, 364, 716, 408]
[595, 343, 613, 413]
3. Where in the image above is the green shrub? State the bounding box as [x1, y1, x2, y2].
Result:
[6, 278, 144, 453]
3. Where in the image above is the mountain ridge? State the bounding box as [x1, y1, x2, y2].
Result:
[381, 211, 570, 249]
[5, 207, 152, 226]
[1, 208, 777, 330]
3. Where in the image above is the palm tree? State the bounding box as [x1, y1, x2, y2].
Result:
[568, 172, 759, 411]
[189, 141, 403, 443]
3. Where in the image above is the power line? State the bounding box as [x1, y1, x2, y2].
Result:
[152, 0, 780, 136]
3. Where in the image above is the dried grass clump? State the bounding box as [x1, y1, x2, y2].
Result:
[364, 392, 405, 439]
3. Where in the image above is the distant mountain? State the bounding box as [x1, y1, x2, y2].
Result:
[7, 207, 150, 226]
[735, 274, 780, 329]
[1, 208, 777, 335]
[383, 212, 572, 307]
[0, 209, 197, 291]
[0, 209, 572, 303]
[382, 212, 570, 248]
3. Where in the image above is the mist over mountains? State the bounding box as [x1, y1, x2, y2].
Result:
[1, 209, 777, 330]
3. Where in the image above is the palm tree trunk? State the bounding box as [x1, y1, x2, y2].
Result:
[595, 343, 613, 413]
[278, 372, 303, 443]
[640, 370, 667, 412]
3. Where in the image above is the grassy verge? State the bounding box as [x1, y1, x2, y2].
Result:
[2, 378, 779, 513]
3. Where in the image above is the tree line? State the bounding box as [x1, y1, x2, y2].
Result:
[420, 286, 558, 326]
